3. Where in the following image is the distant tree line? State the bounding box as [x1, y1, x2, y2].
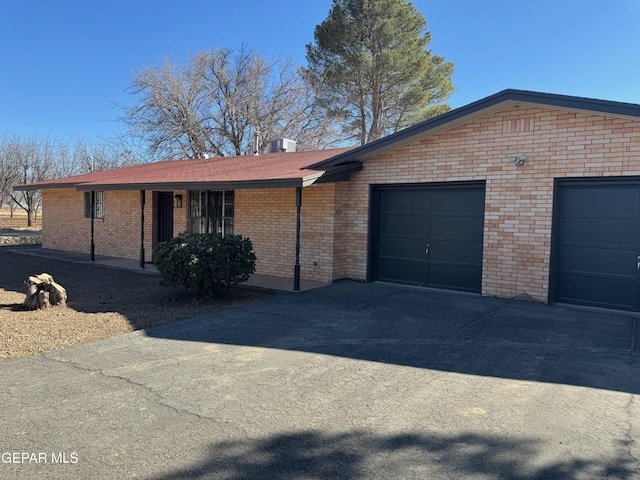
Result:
[0, 135, 145, 225]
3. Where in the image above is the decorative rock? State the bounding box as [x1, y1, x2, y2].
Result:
[23, 273, 67, 310]
[0, 235, 42, 245]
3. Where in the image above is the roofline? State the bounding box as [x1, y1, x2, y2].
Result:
[309, 89, 640, 169]
[74, 179, 306, 191]
[14, 183, 79, 192]
[14, 163, 363, 192]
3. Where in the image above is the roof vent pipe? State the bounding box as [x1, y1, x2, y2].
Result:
[269, 138, 297, 153]
[254, 131, 261, 156]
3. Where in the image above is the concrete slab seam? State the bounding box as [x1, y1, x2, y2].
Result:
[455, 300, 512, 333]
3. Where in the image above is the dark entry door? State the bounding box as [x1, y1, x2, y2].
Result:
[373, 183, 485, 293]
[554, 181, 640, 311]
[157, 192, 174, 244]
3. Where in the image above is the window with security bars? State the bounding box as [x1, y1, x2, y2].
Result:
[188, 190, 234, 237]
[84, 191, 104, 219]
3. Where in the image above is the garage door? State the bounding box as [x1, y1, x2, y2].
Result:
[555, 181, 640, 311]
[372, 183, 485, 293]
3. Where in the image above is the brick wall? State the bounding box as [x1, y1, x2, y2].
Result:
[339, 105, 640, 301]
[173, 190, 188, 236]
[41, 104, 640, 298]
[42, 189, 176, 263]
[235, 184, 336, 283]
[42, 189, 88, 254]
[43, 186, 337, 282]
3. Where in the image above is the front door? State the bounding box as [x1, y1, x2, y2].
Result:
[157, 192, 174, 244]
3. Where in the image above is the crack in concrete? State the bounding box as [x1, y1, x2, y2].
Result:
[623, 394, 640, 474]
[42, 354, 223, 424]
[455, 300, 511, 333]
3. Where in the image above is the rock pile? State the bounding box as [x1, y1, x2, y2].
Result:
[24, 273, 67, 310]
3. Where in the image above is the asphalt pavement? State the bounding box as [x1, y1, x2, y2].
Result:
[1, 280, 639, 479]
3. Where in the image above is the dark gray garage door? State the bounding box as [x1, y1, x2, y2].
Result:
[554, 180, 640, 311]
[372, 183, 485, 293]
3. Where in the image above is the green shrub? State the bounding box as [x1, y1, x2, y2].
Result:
[152, 232, 256, 295]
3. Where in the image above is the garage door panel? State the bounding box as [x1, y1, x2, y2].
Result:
[559, 246, 636, 276]
[380, 190, 431, 213]
[430, 264, 482, 293]
[431, 216, 484, 241]
[378, 258, 427, 285]
[430, 240, 483, 265]
[562, 187, 639, 216]
[561, 217, 638, 247]
[379, 213, 429, 236]
[374, 183, 485, 293]
[555, 181, 640, 311]
[379, 236, 428, 259]
[432, 190, 485, 215]
[557, 273, 635, 310]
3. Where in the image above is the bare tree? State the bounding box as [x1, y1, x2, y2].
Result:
[71, 137, 144, 173]
[0, 138, 20, 210]
[6, 136, 56, 226]
[122, 45, 340, 159]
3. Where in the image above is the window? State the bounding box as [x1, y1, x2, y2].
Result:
[84, 191, 104, 219]
[188, 190, 234, 237]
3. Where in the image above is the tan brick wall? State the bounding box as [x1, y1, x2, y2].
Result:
[332, 181, 362, 280]
[340, 105, 640, 301]
[42, 189, 88, 254]
[42, 189, 173, 263]
[44, 187, 337, 282]
[97, 190, 153, 261]
[235, 184, 336, 283]
[173, 190, 189, 236]
[42, 104, 640, 298]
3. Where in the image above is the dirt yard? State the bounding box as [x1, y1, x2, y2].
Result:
[0, 208, 42, 232]
[0, 248, 271, 361]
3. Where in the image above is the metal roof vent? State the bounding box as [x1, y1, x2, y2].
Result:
[269, 138, 296, 153]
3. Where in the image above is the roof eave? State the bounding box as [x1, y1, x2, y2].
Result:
[74, 178, 308, 191]
[13, 182, 81, 191]
[310, 89, 640, 168]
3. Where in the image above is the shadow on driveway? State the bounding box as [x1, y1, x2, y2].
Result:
[145, 280, 640, 395]
[149, 430, 636, 480]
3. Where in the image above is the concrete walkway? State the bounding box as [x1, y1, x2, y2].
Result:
[0, 281, 639, 479]
[6, 245, 329, 292]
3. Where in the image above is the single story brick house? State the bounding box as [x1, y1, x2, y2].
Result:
[18, 89, 640, 311]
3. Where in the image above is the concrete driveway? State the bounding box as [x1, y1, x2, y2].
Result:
[1, 281, 639, 479]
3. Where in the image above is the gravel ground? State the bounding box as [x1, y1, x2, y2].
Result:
[0, 248, 271, 361]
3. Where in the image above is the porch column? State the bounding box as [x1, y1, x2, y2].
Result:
[90, 190, 95, 262]
[140, 190, 145, 269]
[294, 187, 302, 291]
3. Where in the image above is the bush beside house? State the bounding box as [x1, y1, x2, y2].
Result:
[152, 232, 256, 295]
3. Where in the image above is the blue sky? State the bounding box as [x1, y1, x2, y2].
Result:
[1, 0, 639, 143]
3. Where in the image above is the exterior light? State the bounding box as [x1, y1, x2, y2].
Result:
[509, 154, 526, 167]
[173, 194, 183, 208]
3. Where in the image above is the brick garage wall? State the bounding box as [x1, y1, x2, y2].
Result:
[235, 184, 336, 283]
[332, 181, 363, 280]
[339, 105, 640, 302]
